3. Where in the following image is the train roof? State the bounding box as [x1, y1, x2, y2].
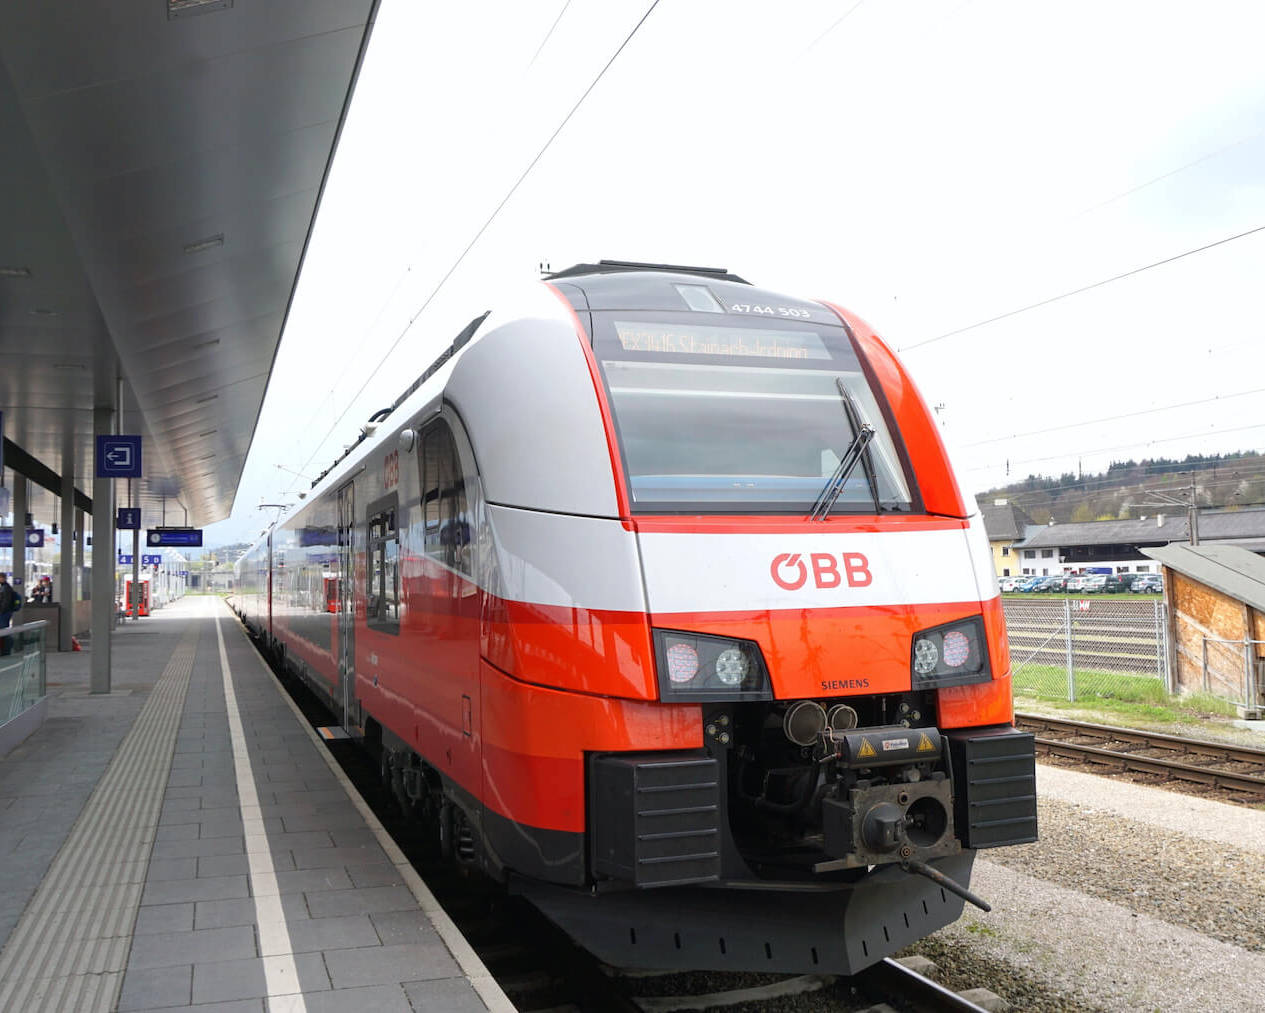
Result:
[304, 261, 839, 494]
[546, 259, 750, 284]
[546, 261, 835, 323]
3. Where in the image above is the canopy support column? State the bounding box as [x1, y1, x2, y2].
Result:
[91, 405, 114, 694]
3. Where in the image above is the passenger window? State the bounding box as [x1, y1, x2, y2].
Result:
[366, 493, 400, 634]
[419, 421, 471, 575]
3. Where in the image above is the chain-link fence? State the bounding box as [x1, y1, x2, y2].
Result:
[1004, 598, 1169, 704]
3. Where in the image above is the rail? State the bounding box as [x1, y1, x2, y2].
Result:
[1016, 712, 1265, 794]
[854, 957, 998, 1012]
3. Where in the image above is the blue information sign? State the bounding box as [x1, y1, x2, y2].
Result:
[147, 528, 202, 547]
[117, 507, 141, 530]
[96, 435, 143, 478]
[142, 554, 162, 566]
[118, 554, 133, 565]
[0, 528, 44, 548]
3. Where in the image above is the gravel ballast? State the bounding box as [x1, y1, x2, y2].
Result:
[913, 762, 1265, 1011]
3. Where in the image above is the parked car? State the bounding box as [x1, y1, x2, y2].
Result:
[1017, 576, 1045, 592]
[998, 576, 1023, 592]
[1083, 574, 1126, 593]
[1064, 575, 1087, 592]
[1133, 574, 1163, 593]
[1044, 574, 1070, 592]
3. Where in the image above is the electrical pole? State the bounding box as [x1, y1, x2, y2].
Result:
[1188, 474, 1199, 545]
[1138, 472, 1200, 545]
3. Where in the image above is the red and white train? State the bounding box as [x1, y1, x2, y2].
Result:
[234, 261, 1036, 974]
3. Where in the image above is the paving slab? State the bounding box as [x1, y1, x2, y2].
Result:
[0, 597, 511, 1011]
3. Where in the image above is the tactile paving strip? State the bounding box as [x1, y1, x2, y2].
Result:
[0, 629, 198, 1011]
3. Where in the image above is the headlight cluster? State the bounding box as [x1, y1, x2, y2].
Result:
[653, 629, 772, 701]
[910, 615, 991, 688]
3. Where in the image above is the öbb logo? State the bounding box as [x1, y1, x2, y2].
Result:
[770, 552, 872, 590]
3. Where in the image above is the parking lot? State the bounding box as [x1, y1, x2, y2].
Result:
[1000, 573, 1163, 595]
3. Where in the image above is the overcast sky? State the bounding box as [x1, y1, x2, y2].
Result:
[205, 0, 1265, 547]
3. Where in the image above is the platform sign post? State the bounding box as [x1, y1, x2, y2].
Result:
[117, 507, 140, 530]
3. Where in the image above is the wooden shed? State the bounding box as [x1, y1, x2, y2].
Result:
[1142, 543, 1265, 718]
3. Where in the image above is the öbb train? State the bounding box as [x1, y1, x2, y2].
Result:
[233, 261, 1037, 974]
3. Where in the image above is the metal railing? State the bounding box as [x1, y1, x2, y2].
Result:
[0, 619, 48, 723]
[1004, 598, 1168, 704]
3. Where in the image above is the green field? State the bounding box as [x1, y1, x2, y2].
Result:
[1013, 662, 1238, 724]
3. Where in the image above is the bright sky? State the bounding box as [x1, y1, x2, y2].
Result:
[205, 0, 1265, 547]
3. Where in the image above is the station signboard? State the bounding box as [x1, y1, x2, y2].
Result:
[117, 507, 141, 530]
[142, 554, 162, 566]
[118, 554, 133, 565]
[147, 527, 203, 547]
[96, 435, 143, 478]
[0, 528, 44, 548]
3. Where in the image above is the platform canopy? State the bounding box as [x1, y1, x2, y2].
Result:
[0, 0, 380, 527]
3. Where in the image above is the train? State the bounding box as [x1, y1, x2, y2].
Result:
[232, 260, 1037, 975]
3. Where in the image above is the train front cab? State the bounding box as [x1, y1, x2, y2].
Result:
[473, 271, 1038, 975]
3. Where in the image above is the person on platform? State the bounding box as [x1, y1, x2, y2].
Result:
[0, 572, 22, 656]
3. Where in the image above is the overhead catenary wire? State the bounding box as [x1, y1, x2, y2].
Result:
[529, 0, 572, 68]
[802, 0, 865, 55]
[988, 458, 1265, 505]
[1069, 127, 1265, 222]
[901, 222, 1265, 352]
[291, 0, 662, 488]
[962, 422, 1265, 476]
[961, 385, 1265, 448]
[996, 472, 1265, 512]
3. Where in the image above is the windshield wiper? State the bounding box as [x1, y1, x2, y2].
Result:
[838, 379, 884, 515]
[809, 380, 880, 521]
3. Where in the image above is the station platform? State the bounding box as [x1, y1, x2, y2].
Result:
[0, 596, 513, 1012]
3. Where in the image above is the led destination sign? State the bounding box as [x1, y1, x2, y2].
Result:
[148, 528, 203, 547]
[615, 321, 831, 361]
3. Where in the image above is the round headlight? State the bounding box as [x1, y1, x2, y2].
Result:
[913, 638, 939, 675]
[942, 630, 970, 668]
[666, 643, 700, 684]
[714, 647, 750, 686]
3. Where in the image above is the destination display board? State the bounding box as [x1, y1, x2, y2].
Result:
[0, 528, 44, 548]
[147, 528, 203, 547]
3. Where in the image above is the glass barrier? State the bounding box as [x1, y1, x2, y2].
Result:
[0, 620, 48, 723]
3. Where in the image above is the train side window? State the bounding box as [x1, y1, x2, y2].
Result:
[419, 421, 471, 576]
[366, 492, 400, 634]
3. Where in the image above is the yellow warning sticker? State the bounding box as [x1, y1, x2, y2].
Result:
[917, 732, 936, 753]
[857, 738, 877, 759]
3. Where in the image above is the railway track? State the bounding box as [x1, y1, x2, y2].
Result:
[612, 956, 999, 1012]
[1016, 712, 1265, 795]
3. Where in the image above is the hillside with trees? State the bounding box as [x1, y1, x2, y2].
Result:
[976, 451, 1265, 524]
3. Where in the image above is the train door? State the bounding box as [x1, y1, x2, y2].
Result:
[337, 481, 356, 729]
[266, 530, 273, 641]
[417, 419, 481, 796]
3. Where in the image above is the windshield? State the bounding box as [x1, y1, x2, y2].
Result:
[593, 313, 913, 513]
